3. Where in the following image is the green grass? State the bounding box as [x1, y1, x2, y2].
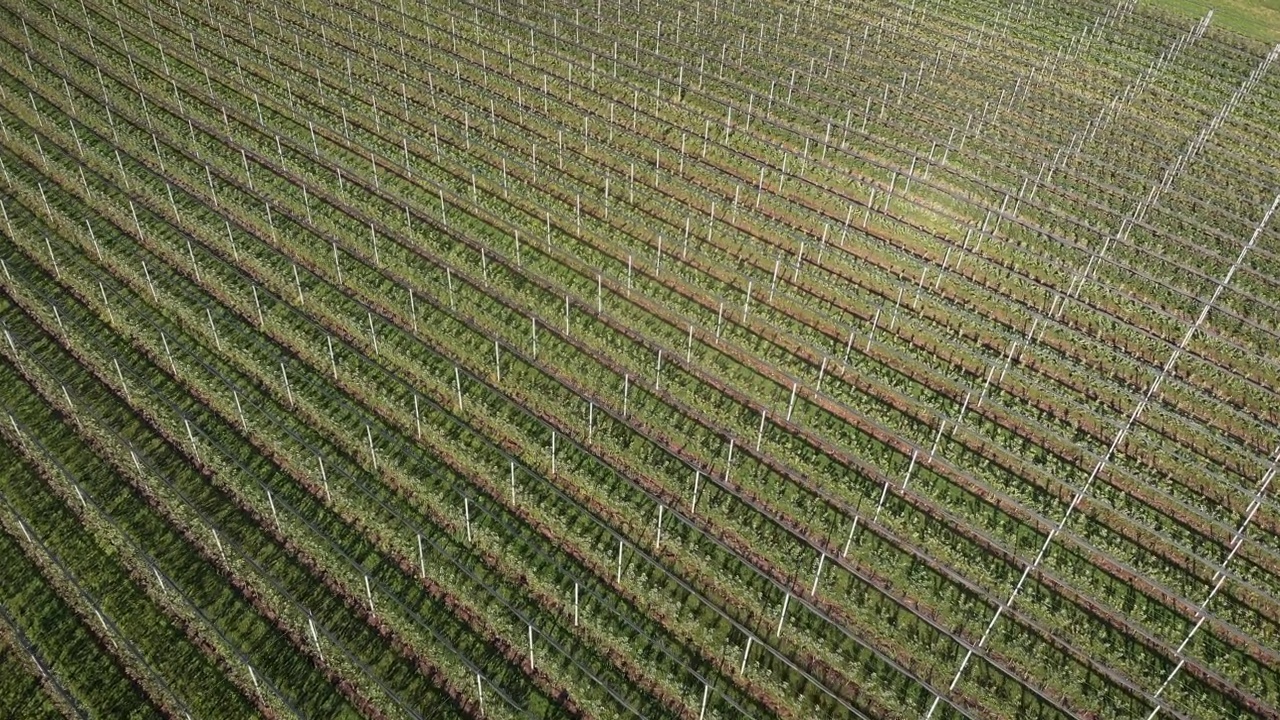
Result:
[1148, 0, 1280, 42]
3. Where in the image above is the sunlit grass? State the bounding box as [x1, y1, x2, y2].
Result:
[1148, 0, 1280, 42]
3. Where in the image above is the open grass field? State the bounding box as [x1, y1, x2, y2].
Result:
[1151, 0, 1280, 41]
[0, 0, 1277, 718]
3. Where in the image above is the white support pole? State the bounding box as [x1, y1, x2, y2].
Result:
[292, 264, 304, 305]
[414, 394, 422, 439]
[903, 449, 920, 490]
[873, 479, 890, 523]
[810, 553, 826, 596]
[364, 575, 375, 617]
[52, 305, 66, 340]
[775, 592, 791, 636]
[308, 615, 324, 662]
[142, 261, 157, 300]
[94, 610, 113, 649]
[622, 374, 630, 417]
[616, 539, 624, 583]
[454, 365, 464, 411]
[267, 489, 280, 532]
[842, 515, 859, 558]
[977, 364, 996, 408]
[929, 420, 947, 460]
[183, 417, 200, 463]
[999, 340, 1018, 384]
[318, 455, 330, 503]
[280, 362, 294, 408]
[100, 283, 114, 325]
[60, 384, 78, 425]
[113, 358, 130, 403]
[417, 533, 426, 579]
[252, 286, 265, 328]
[45, 237, 60, 278]
[212, 527, 226, 563]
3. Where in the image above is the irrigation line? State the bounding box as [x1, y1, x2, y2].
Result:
[157, 0, 1280, 702]
[12, 1, 1280, 712]
[22, 11, 931, 712]
[4, 27, 876, 718]
[37, 8, 1239, 712]
[0, 19, 1239, 712]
